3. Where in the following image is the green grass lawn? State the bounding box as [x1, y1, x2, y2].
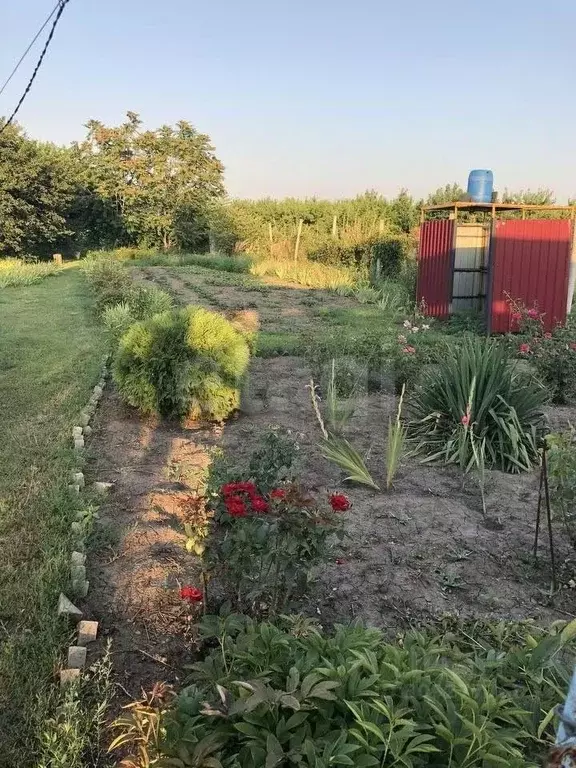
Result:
[0, 267, 105, 766]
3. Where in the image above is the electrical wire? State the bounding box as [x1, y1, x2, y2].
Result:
[0, 0, 62, 99]
[0, 0, 72, 135]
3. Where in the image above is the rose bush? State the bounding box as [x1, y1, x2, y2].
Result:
[508, 299, 576, 404]
[203, 481, 346, 616]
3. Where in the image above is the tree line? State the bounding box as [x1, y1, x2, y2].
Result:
[0, 111, 569, 259]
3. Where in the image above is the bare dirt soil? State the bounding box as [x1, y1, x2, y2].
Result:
[85, 267, 576, 697]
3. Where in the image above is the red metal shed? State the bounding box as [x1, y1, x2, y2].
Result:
[417, 203, 576, 333]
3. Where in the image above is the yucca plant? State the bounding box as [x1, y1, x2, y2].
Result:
[386, 384, 406, 489]
[408, 336, 546, 473]
[325, 359, 357, 434]
[309, 379, 379, 489]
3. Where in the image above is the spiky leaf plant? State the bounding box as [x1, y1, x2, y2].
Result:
[408, 336, 546, 473]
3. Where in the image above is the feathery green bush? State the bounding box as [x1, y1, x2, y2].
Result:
[113, 306, 250, 421]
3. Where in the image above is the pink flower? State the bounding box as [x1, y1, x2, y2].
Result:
[461, 414, 470, 426]
[270, 488, 286, 499]
[511, 311, 522, 322]
[402, 346, 416, 355]
[519, 343, 531, 354]
[544, 332, 552, 339]
[527, 308, 539, 320]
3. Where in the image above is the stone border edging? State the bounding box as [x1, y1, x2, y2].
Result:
[58, 353, 112, 685]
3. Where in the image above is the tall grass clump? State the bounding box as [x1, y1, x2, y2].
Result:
[102, 286, 174, 342]
[113, 306, 250, 421]
[250, 258, 358, 290]
[386, 384, 406, 488]
[82, 258, 132, 310]
[408, 336, 546, 473]
[0, 259, 58, 287]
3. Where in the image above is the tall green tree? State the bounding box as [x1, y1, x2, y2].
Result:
[0, 122, 77, 257]
[425, 182, 466, 206]
[79, 112, 225, 249]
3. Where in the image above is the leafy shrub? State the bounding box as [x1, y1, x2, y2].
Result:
[82, 258, 132, 310]
[374, 279, 409, 316]
[179, 252, 252, 273]
[201, 431, 342, 614]
[409, 336, 546, 472]
[112, 615, 576, 767]
[309, 234, 380, 270]
[546, 428, 576, 543]
[525, 331, 576, 404]
[85, 247, 159, 261]
[113, 306, 250, 420]
[102, 286, 173, 343]
[204, 482, 345, 615]
[506, 300, 576, 403]
[370, 236, 407, 279]
[102, 302, 134, 342]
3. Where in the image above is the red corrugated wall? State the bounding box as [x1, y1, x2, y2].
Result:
[489, 219, 572, 333]
[417, 219, 454, 318]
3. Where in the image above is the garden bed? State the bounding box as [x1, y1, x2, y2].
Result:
[83, 262, 576, 699]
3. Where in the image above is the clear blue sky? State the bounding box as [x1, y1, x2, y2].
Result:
[1, 0, 575, 201]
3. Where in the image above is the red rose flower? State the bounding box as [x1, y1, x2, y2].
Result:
[270, 488, 286, 499]
[221, 481, 257, 496]
[225, 495, 247, 517]
[251, 495, 269, 513]
[180, 585, 203, 603]
[235, 481, 257, 494]
[519, 343, 531, 354]
[329, 493, 350, 512]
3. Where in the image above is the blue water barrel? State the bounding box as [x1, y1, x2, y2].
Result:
[467, 169, 494, 203]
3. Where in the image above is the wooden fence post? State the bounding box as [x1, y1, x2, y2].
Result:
[294, 219, 303, 262]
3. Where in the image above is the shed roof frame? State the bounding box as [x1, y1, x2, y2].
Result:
[421, 201, 576, 223]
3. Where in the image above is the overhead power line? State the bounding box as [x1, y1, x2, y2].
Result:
[0, 0, 72, 136]
[0, 0, 62, 99]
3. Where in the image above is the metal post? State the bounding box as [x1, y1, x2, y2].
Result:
[542, 445, 557, 592]
[533, 458, 544, 558]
